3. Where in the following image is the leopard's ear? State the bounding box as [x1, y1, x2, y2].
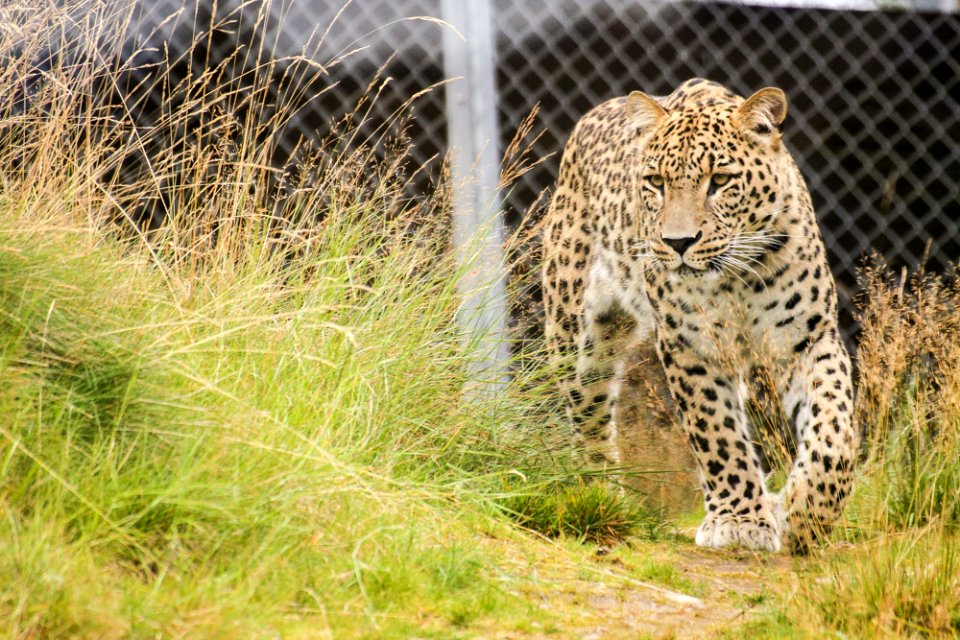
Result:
[625, 91, 666, 131]
[735, 87, 787, 137]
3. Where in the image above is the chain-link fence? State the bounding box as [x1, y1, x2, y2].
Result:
[10, 0, 960, 342]
[492, 1, 960, 339]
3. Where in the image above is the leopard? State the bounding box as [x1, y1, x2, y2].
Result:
[542, 78, 858, 553]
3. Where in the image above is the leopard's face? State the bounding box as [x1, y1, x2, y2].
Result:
[630, 91, 789, 278]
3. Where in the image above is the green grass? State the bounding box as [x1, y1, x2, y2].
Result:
[632, 556, 705, 596]
[0, 184, 669, 638]
[500, 477, 657, 543]
[0, 189, 636, 637]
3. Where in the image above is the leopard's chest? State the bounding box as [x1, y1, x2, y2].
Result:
[640, 266, 813, 365]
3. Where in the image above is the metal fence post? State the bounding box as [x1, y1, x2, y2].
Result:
[442, 0, 510, 393]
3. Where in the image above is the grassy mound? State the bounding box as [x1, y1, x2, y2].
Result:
[0, 4, 652, 636]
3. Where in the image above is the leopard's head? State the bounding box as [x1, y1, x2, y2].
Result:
[627, 82, 791, 277]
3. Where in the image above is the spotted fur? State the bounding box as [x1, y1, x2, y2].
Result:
[543, 79, 858, 552]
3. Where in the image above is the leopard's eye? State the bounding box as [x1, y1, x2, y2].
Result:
[645, 174, 665, 190]
[708, 172, 738, 195]
[711, 173, 731, 188]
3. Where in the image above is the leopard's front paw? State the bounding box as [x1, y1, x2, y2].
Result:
[782, 483, 833, 553]
[695, 509, 782, 552]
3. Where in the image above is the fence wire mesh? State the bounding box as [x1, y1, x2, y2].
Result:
[8, 0, 959, 341]
[117, 0, 449, 177]
[491, 1, 960, 339]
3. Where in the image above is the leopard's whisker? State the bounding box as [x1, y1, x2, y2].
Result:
[735, 230, 807, 241]
[728, 236, 789, 249]
[722, 242, 772, 277]
[731, 252, 771, 275]
[722, 253, 763, 283]
[726, 245, 772, 265]
[714, 254, 754, 289]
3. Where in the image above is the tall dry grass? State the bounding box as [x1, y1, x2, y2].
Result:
[3, 2, 957, 638]
[764, 260, 960, 638]
[0, 3, 655, 636]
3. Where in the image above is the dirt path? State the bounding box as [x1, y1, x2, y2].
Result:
[581, 548, 792, 639]
[480, 530, 796, 640]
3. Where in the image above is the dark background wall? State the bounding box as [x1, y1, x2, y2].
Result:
[493, 2, 960, 338]
[9, 0, 959, 341]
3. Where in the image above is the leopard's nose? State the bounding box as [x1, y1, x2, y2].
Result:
[662, 230, 703, 257]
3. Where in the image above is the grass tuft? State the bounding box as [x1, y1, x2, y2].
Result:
[501, 477, 657, 544]
[808, 532, 960, 637]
